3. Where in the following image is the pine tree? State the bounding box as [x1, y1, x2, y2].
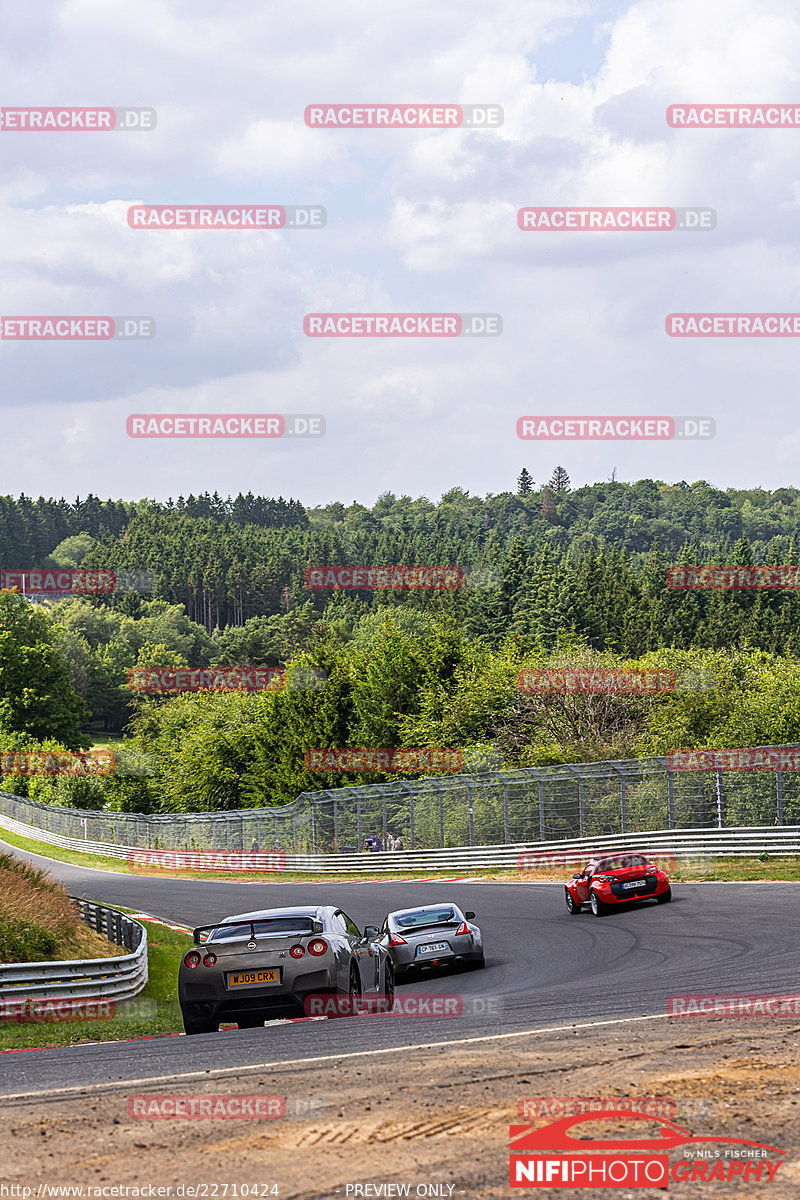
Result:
[549, 466, 571, 494]
[517, 468, 534, 496]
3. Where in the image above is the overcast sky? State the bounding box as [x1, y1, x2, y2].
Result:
[1, 0, 798, 506]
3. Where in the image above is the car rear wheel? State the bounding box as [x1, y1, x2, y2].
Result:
[590, 889, 608, 917]
[330, 963, 362, 1017]
[182, 1014, 218, 1035]
[565, 888, 581, 915]
[656, 887, 672, 904]
[467, 951, 486, 969]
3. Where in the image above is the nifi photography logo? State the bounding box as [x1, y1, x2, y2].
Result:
[508, 1111, 785, 1188]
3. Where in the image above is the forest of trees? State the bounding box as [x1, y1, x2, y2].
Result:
[3, 471, 800, 814]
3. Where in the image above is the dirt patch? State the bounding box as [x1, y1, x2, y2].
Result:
[2, 1019, 800, 1198]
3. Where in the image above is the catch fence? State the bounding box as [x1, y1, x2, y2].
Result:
[1, 748, 799, 854]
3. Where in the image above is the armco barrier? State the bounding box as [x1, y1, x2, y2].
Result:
[0, 901, 148, 1005]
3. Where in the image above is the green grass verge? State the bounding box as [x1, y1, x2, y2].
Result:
[0, 912, 191, 1051]
[1, 822, 799, 884]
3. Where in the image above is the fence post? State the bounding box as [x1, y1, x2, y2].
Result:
[310, 802, 317, 853]
[777, 771, 784, 825]
[503, 779, 509, 843]
[380, 787, 388, 843]
[333, 795, 339, 848]
[406, 784, 415, 850]
[274, 811, 279, 850]
[715, 771, 725, 828]
[565, 766, 585, 837]
[434, 779, 445, 847]
[356, 794, 362, 853]
[609, 764, 626, 834]
[467, 780, 474, 847]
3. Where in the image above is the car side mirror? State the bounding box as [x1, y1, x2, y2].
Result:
[572, 873, 581, 879]
[363, 925, 379, 939]
[464, 911, 475, 920]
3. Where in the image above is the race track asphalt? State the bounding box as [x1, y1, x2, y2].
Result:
[1, 839, 796, 1098]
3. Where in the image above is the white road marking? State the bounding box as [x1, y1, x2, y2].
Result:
[1, 1011, 671, 1102]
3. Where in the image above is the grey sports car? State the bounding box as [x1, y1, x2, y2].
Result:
[378, 902, 485, 979]
[178, 905, 394, 1034]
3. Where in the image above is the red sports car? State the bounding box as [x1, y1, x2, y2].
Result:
[565, 852, 671, 917]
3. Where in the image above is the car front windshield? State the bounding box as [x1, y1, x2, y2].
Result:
[209, 917, 316, 941]
[394, 908, 456, 929]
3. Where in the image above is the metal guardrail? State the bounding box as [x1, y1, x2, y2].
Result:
[0, 901, 148, 1005]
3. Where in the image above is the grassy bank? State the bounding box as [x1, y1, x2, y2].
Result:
[0, 852, 119, 963]
[0, 909, 191, 1052]
[0, 851, 193, 1051]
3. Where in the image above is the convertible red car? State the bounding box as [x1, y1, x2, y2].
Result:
[565, 852, 671, 916]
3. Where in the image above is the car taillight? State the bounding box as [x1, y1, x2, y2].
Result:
[290, 944, 305, 958]
[202, 952, 217, 967]
[184, 951, 201, 969]
[595, 875, 617, 883]
[455, 922, 469, 935]
[389, 933, 407, 947]
[308, 939, 328, 956]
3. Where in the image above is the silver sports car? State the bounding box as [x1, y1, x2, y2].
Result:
[378, 902, 485, 979]
[178, 905, 394, 1034]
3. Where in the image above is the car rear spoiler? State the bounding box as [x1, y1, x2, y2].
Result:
[192, 919, 324, 945]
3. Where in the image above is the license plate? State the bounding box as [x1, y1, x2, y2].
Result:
[228, 969, 280, 987]
[622, 880, 647, 889]
[417, 942, 449, 955]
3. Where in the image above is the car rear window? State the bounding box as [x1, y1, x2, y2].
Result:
[394, 908, 456, 929]
[210, 917, 316, 941]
